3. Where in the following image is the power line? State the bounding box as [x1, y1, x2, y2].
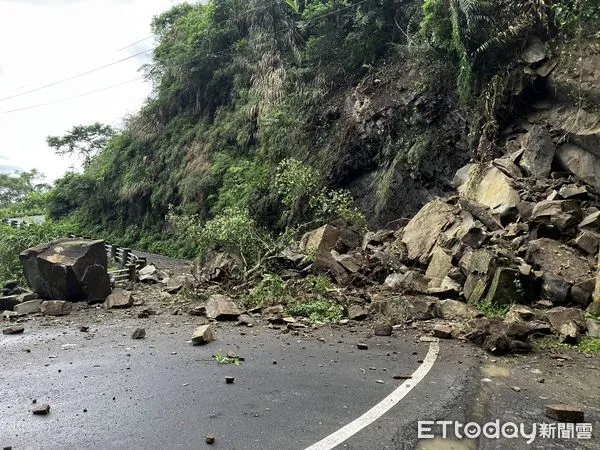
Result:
[1, 77, 143, 114]
[0, 0, 285, 103]
[1, 0, 369, 113]
[117, 35, 154, 52]
[0, 50, 152, 104]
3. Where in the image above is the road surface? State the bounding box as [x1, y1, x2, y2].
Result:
[1, 305, 598, 449]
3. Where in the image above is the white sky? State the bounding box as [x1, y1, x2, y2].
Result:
[0, 0, 189, 182]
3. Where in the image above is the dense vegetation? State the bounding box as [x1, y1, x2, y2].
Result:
[1, 0, 598, 285]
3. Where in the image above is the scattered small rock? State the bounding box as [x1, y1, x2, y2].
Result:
[544, 404, 584, 423]
[236, 314, 253, 326]
[225, 376, 235, 384]
[131, 328, 146, 339]
[40, 300, 72, 317]
[392, 374, 412, 380]
[3, 326, 24, 335]
[32, 404, 50, 415]
[79, 326, 89, 333]
[374, 323, 393, 336]
[206, 434, 215, 445]
[191, 324, 215, 346]
[104, 288, 133, 309]
[357, 343, 368, 350]
[432, 324, 453, 339]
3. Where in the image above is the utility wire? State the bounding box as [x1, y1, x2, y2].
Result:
[1, 0, 369, 113]
[0, 0, 285, 103]
[1, 78, 143, 114]
[0, 50, 152, 103]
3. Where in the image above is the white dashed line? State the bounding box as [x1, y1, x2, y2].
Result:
[305, 339, 440, 450]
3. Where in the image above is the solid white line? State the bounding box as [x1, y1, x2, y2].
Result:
[304, 340, 440, 450]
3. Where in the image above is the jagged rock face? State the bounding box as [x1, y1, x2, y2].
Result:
[19, 238, 110, 302]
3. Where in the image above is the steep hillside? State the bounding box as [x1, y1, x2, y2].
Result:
[47, 0, 599, 260]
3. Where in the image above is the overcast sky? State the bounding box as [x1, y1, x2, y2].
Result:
[0, 0, 188, 181]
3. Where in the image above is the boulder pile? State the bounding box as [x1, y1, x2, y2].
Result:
[277, 121, 600, 353]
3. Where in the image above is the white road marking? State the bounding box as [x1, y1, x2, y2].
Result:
[304, 340, 440, 450]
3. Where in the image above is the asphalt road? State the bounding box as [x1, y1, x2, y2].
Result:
[0, 312, 479, 450]
[3, 307, 598, 450]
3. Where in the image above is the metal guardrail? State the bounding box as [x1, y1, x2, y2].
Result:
[67, 234, 147, 285]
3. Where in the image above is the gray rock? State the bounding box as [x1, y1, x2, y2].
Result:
[331, 251, 362, 273]
[458, 166, 520, 213]
[485, 268, 523, 306]
[556, 143, 600, 191]
[432, 324, 453, 339]
[452, 164, 474, 189]
[545, 307, 587, 332]
[262, 305, 284, 315]
[586, 319, 600, 338]
[574, 231, 600, 255]
[492, 157, 522, 179]
[463, 249, 497, 303]
[406, 296, 441, 320]
[531, 200, 581, 231]
[32, 404, 51, 415]
[139, 265, 156, 277]
[384, 273, 405, 289]
[521, 36, 546, 64]
[374, 323, 393, 336]
[527, 238, 592, 284]
[579, 211, 600, 231]
[131, 328, 146, 339]
[440, 299, 483, 320]
[81, 264, 111, 304]
[519, 125, 554, 178]
[191, 324, 215, 345]
[401, 200, 456, 263]
[505, 305, 536, 324]
[206, 294, 240, 321]
[17, 292, 37, 302]
[19, 238, 108, 302]
[3, 326, 24, 335]
[105, 289, 133, 309]
[40, 300, 72, 316]
[14, 299, 43, 315]
[570, 279, 595, 306]
[516, 202, 535, 222]
[559, 321, 580, 344]
[164, 276, 185, 294]
[558, 184, 589, 199]
[347, 305, 369, 321]
[425, 247, 453, 288]
[541, 272, 571, 305]
[299, 224, 340, 254]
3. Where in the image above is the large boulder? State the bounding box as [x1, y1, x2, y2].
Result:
[556, 143, 600, 190]
[526, 238, 592, 285]
[459, 166, 520, 213]
[205, 294, 240, 321]
[401, 200, 456, 264]
[300, 225, 348, 282]
[531, 200, 582, 231]
[519, 125, 555, 178]
[20, 238, 110, 302]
